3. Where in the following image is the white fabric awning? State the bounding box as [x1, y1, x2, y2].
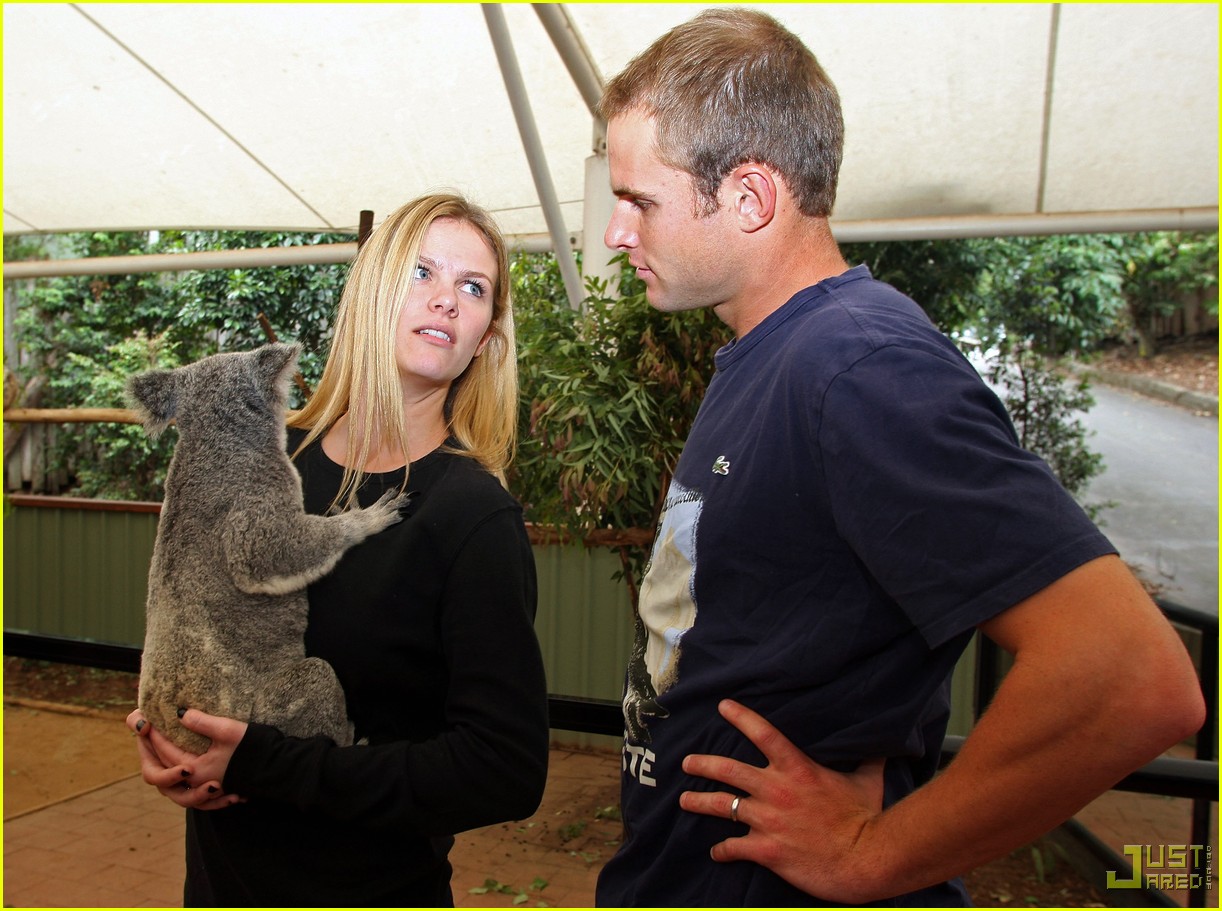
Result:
[3, 3, 1218, 245]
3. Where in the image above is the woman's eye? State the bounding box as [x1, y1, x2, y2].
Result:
[414, 264, 430, 280]
[462, 280, 487, 298]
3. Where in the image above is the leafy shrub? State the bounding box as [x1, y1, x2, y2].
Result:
[62, 332, 184, 500]
[980, 348, 1106, 517]
[1117, 231, 1219, 356]
[511, 255, 725, 543]
[6, 230, 350, 497]
[9, 230, 1214, 524]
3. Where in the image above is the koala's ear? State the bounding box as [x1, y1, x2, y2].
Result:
[125, 369, 179, 437]
[252, 342, 301, 393]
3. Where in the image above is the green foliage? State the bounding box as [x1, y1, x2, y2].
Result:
[1028, 837, 1070, 885]
[61, 332, 184, 500]
[8, 228, 1215, 525]
[9, 232, 198, 372]
[7, 229, 352, 498]
[841, 238, 989, 334]
[467, 876, 548, 905]
[1117, 231, 1219, 356]
[593, 803, 621, 821]
[847, 234, 1129, 357]
[973, 234, 1127, 357]
[556, 819, 587, 843]
[981, 349, 1106, 516]
[163, 230, 352, 400]
[510, 254, 726, 549]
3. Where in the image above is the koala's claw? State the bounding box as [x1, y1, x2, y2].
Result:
[370, 490, 414, 525]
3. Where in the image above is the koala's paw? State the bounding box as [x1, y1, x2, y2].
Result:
[364, 489, 413, 531]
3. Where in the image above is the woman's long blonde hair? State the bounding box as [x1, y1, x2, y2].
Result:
[289, 193, 517, 508]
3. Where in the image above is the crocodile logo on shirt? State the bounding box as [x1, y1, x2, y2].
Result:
[712, 455, 730, 475]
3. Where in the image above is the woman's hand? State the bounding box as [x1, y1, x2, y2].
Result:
[126, 709, 247, 811]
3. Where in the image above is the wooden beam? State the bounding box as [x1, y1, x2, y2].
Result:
[4, 407, 142, 424]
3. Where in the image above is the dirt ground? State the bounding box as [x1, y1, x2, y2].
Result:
[1088, 333, 1218, 395]
[2, 659, 142, 817]
[2, 657, 1118, 907]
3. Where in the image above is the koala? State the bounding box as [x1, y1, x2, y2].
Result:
[127, 342, 408, 754]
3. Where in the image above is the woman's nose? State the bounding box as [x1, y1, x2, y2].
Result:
[429, 288, 457, 314]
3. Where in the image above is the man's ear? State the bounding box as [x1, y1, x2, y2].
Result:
[727, 163, 778, 233]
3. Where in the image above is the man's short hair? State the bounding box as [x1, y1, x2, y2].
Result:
[598, 7, 844, 218]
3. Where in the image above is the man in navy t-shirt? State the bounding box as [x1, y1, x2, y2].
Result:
[594, 9, 1204, 906]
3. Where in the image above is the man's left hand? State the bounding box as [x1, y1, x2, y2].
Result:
[679, 699, 887, 904]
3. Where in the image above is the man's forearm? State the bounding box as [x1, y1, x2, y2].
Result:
[858, 556, 1204, 898]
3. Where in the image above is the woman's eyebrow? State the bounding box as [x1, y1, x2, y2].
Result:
[419, 253, 492, 284]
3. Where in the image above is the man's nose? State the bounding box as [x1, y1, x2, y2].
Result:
[604, 205, 637, 251]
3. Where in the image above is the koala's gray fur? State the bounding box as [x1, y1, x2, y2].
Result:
[128, 343, 407, 753]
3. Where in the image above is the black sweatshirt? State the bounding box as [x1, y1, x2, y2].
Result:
[182, 433, 550, 907]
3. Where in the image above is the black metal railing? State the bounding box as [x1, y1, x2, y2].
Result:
[976, 596, 1218, 907]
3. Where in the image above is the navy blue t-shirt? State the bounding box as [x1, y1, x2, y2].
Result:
[595, 266, 1115, 906]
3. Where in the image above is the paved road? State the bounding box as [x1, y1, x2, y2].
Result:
[1079, 383, 1218, 618]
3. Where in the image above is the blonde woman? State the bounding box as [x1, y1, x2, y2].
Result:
[128, 194, 549, 906]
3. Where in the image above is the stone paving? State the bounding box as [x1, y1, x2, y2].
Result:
[1, 710, 622, 909]
[3, 705, 1216, 908]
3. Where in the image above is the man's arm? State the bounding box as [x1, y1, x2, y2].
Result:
[679, 554, 1205, 903]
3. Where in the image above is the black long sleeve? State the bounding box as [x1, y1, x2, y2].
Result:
[182, 439, 549, 906]
[224, 510, 548, 832]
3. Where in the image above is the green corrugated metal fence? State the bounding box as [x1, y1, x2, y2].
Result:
[3, 497, 978, 749]
[4, 498, 157, 647]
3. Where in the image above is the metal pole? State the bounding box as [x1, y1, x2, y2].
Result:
[582, 140, 618, 294]
[533, 4, 616, 293]
[482, 4, 584, 310]
[2, 243, 359, 280]
[533, 4, 605, 119]
[357, 210, 374, 248]
[2, 234, 556, 280]
[1189, 627, 1217, 907]
[973, 632, 1001, 720]
[828, 207, 1219, 243]
[7, 207, 1215, 281]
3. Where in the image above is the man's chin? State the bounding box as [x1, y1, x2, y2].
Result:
[644, 292, 676, 313]
[645, 292, 705, 315]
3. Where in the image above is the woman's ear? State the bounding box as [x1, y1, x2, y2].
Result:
[728, 163, 777, 233]
[473, 328, 495, 358]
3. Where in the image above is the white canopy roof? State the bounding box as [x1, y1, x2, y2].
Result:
[4, 3, 1218, 248]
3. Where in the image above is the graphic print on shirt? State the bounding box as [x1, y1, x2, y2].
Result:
[623, 481, 701, 744]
